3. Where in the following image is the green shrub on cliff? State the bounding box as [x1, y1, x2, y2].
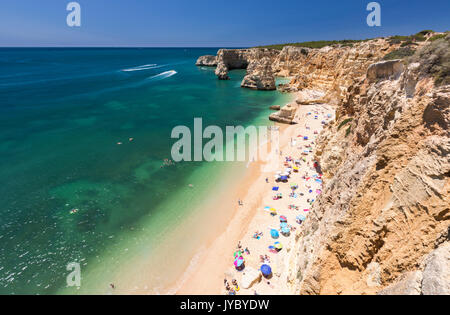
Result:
[338, 118, 353, 131]
[429, 33, 448, 42]
[383, 47, 416, 60]
[408, 34, 450, 86]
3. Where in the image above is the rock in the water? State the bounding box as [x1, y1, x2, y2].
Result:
[241, 57, 276, 90]
[215, 62, 230, 80]
[195, 55, 217, 67]
[270, 105, 281, 110]
[241, 267, 261, 289]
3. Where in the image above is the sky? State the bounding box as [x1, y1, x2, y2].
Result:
[0, 0, 449, 47]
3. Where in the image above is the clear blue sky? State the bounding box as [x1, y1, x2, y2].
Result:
[1, 0, 449, 47]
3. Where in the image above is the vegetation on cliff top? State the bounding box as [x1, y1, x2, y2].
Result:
[256, 30, 448, 51]
[382, 31, 450, 62]
[255, 39, 370, 50]
[383, 47, 416, 61]
[408, 34, 450, 86]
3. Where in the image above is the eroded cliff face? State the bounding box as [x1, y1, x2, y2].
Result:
[273, 39, 401, 103]
[214, 48, 279, 81]
[196, 34, 448, 294]
[286, 37, 449, 295]
[197, 38, 402, 94]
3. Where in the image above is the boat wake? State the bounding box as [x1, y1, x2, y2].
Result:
[121, 64, 159, 72]
[147, 70, 177, 81]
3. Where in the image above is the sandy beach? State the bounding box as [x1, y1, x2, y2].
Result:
[176, 99, 335, 295]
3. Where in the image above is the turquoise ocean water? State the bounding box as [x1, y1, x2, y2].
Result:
[0, 48, 291, 294]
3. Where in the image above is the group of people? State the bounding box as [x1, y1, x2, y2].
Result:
[224, 278, 239, 295]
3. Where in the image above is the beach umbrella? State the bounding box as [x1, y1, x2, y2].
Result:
[260, 264, 272, 277]
[296, 214, 306, 221]
[279, 215, 287, 222]
[270, 229, 279, 239]
[274, 242, 283, 250]
[272, 187, 279, 191]
[234, 251, 242, 258]
[234, 257, 244, 268]
[280, 176, 288, 181]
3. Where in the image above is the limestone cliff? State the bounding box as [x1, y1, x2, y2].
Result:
[196, 33, 449, 294]
[286, 35, 449, 295]
[196, 55, 217, 67]
[214, 48, 279, 82]
[241, 57, 276, 90]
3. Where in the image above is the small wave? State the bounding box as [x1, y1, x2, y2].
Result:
[147, 70, 177, 81]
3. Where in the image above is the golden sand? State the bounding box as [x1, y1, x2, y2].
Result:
[176, 103, 335, 295]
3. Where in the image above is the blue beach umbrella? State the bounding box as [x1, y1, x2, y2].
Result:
[261, 264, 272, 277]
[280, 222, 288, 229]
[270, 229, 279, 239]
[280, 176, 288, 181]
[296, 214, 306, 221]
[272, 187, 279, 191]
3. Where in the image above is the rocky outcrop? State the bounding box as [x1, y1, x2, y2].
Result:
[269, 103, 298, 124]
[195, 55, 217, 67]
[286, 37, 450, 295]
[366, 59, 405, 82]
[421, 242, 450, 295]
[200, 48, 279, 89]
[214, 49, 251, 80]
[241, 57, 276, 90]
[377, 271, 423, 295]
[378, 242, 450, 295]
[196, 36, 426, 96]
